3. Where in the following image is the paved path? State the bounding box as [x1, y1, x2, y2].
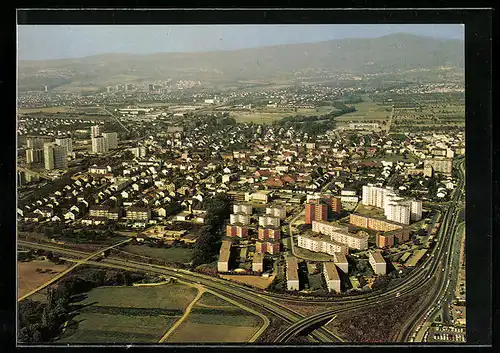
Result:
[18, 238, 132, 302]
[158, 287, 205, 343]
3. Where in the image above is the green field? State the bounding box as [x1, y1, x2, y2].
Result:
[166, 293, 263, 343]
[57, 283, 198, 343]
[18, 106, 71, 114]
[336, 102, 393, 121]
[122, 244, 193, 263]
[230, 105, 334, 124]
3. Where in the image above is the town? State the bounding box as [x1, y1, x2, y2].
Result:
[16, 25, 468, 346]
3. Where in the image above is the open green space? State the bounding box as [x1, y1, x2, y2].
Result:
[18, 107, 71, 114]
[122, 244, 193, 263]
[336, 101, 392, 121]
[57, 283, 197, 343]
[230, 105, 335, 124]
[166, 302, 262, 343]
[58, 313, 179, 343]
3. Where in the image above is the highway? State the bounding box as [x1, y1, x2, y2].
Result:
[17, 160, 465, 343]
[274, 158, 466, 342]
[17, 240, 338, 343]
[398, 158, 465, 342]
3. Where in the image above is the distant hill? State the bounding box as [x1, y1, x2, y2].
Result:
[18, 33, 464, 89]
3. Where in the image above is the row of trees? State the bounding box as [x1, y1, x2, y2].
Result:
[18, 266, 149, 343]
[191, 194, 231, 267]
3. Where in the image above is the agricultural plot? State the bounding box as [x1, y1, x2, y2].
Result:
[166, 293, 263, 343]
[335, 102, 393, 122]
[57, 283, 197, 343]
[18, 106, 71, 114]
[18, 260, 70, 299]
[230, 105, 333, 124]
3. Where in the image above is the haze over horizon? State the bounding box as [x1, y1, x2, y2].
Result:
[17, 24, 464, 61]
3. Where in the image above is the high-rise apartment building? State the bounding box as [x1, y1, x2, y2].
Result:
[305, 199, 328, 224]
[102, 132, 118, 149]
[424, 157, 453, 175]
[92, 136, 109, 154]
[91, 125, 103, 138]
[55, 138, 73, 156]
[26, 137, 46, 149]
[26, 148, 44, 164]
[43, 143, 67, 170]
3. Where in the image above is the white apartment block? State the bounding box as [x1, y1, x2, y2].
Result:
[43, 143, 67, 170]
[26, 148, 44, 164]
[333, 252, 349, 273]
[102, 132, 118, 149]
[369, 251, 387, 275]
[259, 215, 280, 228]
[55, 138, 73, 156]
[266, 205, 286, 219]
[286, 256, 300, 291]
[312, 221, 368, 250]
[323, 262, 341, 293]
[92, 136, 109, 154]
[233, 204, 253, 215]
[91, 125, 103, 138]
[363, 184, 422, 224]
[230, 213, 251, 225]
[297, 233, 348, 255]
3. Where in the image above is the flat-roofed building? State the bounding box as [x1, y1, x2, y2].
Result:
[233, 204, 253, 215]
[286, 256, 299, 291]
[297, 233, 348, 255]
[255, 241, 280, 255]
[350, 214, 404, 232]
[126, 206, 151, 221]
[312, 220, 368, 250]
[55, 137, 73, 156]
[323, 262, 341, 293]
[26, 148, 44, 164]
[252, 252, 264, 273]
[226, 224, 249, 238]
[217, 240, 232, 272]
[305, 199, 328, 224]
[333, 252, 349, 273]
[369, 251, 386, 275]
[258, 227, 280, 241]
[424, 157, 453, 175]
[259, 215, 280, 228]
[230, 213, 251, 225]
[376, 232, 395, 248]
[266, 205, 286, 219]
[102, 132, 118, 149]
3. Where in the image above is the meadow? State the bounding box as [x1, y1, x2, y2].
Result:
[57, 283, 198, 343]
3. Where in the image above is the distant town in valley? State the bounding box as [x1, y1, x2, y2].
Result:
[17, 26, 466, 345]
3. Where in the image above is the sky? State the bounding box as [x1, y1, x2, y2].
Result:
[18, 24, 464, 61]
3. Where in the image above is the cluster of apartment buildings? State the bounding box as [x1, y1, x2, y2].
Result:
[225, 203, 286, 256]
[90, 125, 119, 154]
[361, 184, 422, 225]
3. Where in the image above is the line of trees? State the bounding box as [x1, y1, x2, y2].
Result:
[191, 194, 231, 267]
[18, 266, 150, 343]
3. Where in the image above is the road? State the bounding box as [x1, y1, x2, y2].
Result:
[17, 240, 338, 343]
[397, 158, 465, 342]
[17, 237, 132, 302]
[274, 158, 466, 342]
[18, 159, 465, 342]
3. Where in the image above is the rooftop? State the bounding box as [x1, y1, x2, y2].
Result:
[286, 255, 299, 282]
[370, 251, 386, 264]
[324, 262, 340, 281]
